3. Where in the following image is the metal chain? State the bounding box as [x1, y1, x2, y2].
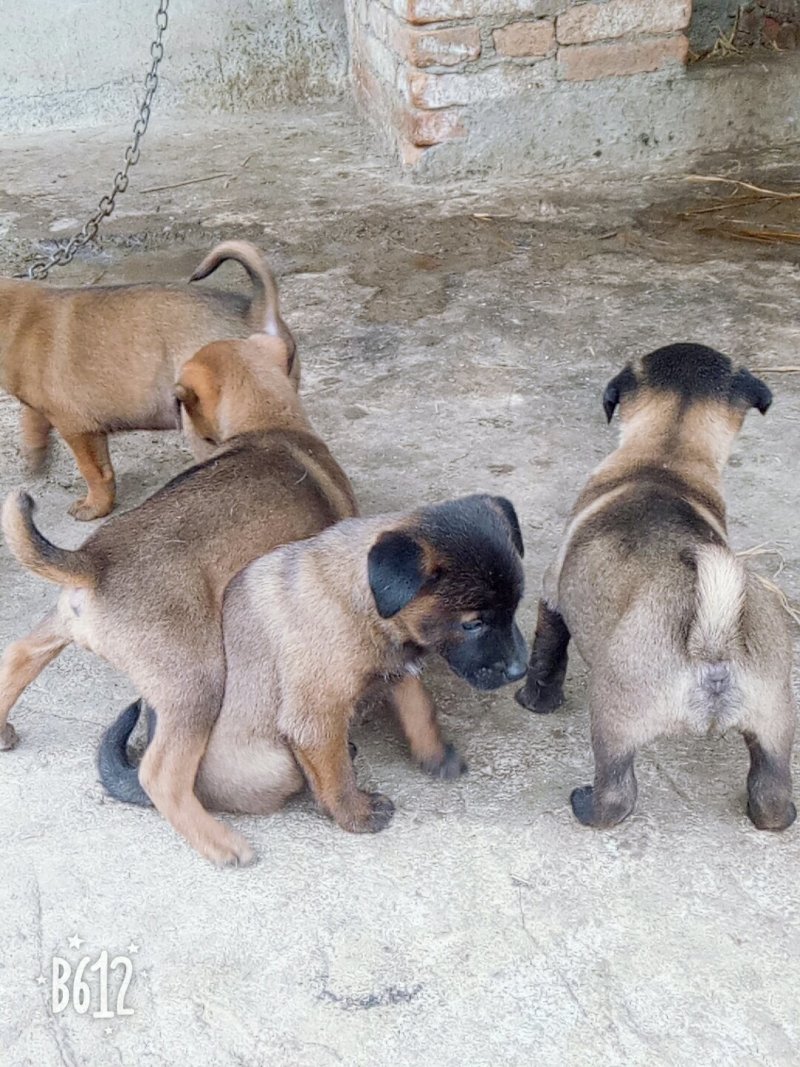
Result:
[26, 0, 169, 280]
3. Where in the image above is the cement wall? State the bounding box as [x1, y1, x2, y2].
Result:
[415, 51, 800, 180]
[0, 0, 348, 132]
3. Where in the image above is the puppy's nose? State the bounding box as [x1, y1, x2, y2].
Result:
[504, 659, 527, 683]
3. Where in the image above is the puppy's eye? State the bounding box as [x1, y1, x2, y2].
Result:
[462, 619, 483, 633]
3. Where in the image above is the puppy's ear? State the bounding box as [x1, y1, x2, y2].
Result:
[730, 368, 772, 415]
[174, 381, 199, 420]
[174, 361, 221, 442]
[490, 496, 524, 558]
[602, 365, 637, 423]
[368, 531, 426, 619]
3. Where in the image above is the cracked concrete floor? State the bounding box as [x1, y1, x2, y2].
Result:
[1, 105, 800, 1067]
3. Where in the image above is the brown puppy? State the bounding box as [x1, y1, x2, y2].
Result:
[516, 343, 796, 831]
[0, 339, 472, 865]
[99, 495, 528, 859]
[0, 239, 296, 520]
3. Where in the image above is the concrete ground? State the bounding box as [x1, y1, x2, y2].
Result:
[1, 105, 799, 1067]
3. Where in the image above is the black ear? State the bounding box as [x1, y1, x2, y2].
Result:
[491, 496, 524, 558]
[368, 531, 426, 619]
[602, 365, 637, 423]
[731, 368, 772, 415]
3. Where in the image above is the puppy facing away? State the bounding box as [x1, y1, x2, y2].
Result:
[516, 343, 796, 832]
[0, 239, 296, 520]
[2, 483, 526, 865]
[100, 495, 528, 857]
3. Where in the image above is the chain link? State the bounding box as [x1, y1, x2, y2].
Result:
[26, 0, 169, 280]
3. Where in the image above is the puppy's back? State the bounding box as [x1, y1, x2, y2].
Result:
[83, 428, 357, 604]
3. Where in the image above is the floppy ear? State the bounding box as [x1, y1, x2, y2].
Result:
[490, 496, 524, 558]
[174, 381, 200, 420]
[730, 368, 772, 415]
[602, 365, 637, 423]
[368, 531, 427, 619]
[174, 361, 221, 442]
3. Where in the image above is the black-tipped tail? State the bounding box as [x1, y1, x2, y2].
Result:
[97, 700, 154, 807]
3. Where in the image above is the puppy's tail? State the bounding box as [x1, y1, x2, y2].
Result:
[97, 700, 155, 807]
[189, 239, 283, 337]
[2, 490, 96, 588]
[685, 544, 746, 663]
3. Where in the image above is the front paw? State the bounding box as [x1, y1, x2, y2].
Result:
[515, 679, 564, 714]
[69, 497, 112, 522]
[0, 723, 19, 751]
[364, 792, 395, 832]
[341, 791, 395, 833]
[420, 743, 467, 780]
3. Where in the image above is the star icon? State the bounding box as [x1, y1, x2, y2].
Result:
[67, 935, 84, 950]
[104, 1027, 113, 1036]
[127, 942, 140, 955]
[35, 975, 46, 985]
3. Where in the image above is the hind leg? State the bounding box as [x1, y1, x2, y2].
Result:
[571, 741, 638, 829]
[515, 600, 570, 714]
[61, 430, 116, 521]
[138, 700, 255, 866]
[0, 610, 70, 749]
[570, 668, 652, 828]
[741, 693, 796, 831]
[20, 405, 52, 474]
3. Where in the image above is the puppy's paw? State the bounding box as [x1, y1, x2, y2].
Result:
[570, 785, 632, 828]
[747, 798, 797, 832]
[364, 792, 395, 832]
[420, 743, 467, 780]
[515, 680, 563, 714]
[0, 723, 19, 751]
[204, 830, 257, 868]
[69, 498, 112, 522]
[570, 785, 597, 826]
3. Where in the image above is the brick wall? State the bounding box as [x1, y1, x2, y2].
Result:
[347, 0, 691, 166]
[736, 1, 800, 49]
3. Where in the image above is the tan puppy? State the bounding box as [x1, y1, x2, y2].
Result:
[99, 495, 527, 860]
[0, 335, 473, 865]
[0, 240, 296, 519]
[516, 343, 796, 831]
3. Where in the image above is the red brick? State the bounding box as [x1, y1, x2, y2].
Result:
[558, 35, 689, 81]
[397, 25, 481, 67]
[401, 106, 467, 144]
[390, 0, 559, 25]
[557, 0, 691, 45]
[493, 19, 555, 57]
[763, 16, 782, 42]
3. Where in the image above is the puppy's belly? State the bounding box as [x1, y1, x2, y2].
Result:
[196, 732, 303, 815]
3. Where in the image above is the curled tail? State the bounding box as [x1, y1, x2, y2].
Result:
[2, 490, 96, 587]
[189, 239, 283, 337]
[97, 699, 155, 807]
[686, 544, 746, 664]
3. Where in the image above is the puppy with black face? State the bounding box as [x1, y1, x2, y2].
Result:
[516, 343, 796, 832]
[99, 494, 527, 858]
